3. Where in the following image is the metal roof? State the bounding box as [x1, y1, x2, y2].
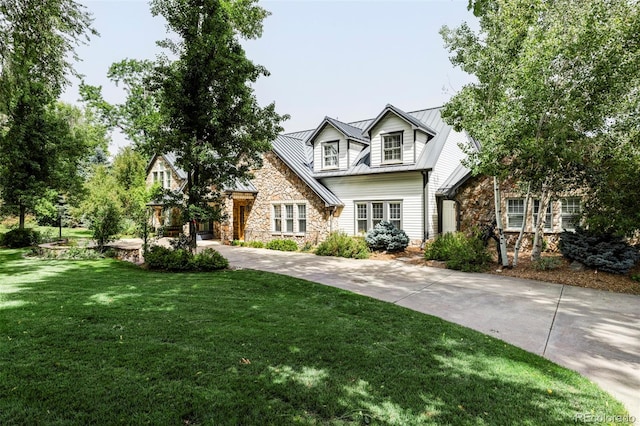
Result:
[361, 104, 437, 137]
[271, 134, 343, 207]
[435, 163, 472, 198]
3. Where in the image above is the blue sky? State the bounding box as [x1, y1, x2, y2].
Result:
[62, 0, 477, 153]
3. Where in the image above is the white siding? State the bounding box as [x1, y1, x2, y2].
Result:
[312, 126, 348, 172]
[348, 141, 366, 167]
[321, 172, 424, 242]
[369, 114, 413, 168]
[415, 130, 428, 163]
[428, 128, 469, 237]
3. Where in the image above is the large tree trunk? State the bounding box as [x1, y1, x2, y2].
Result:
[513, 183, 531, 267]
[493, 177, 509, 267]
[531, 184, 552, 261]
[19, 204, 26, 230]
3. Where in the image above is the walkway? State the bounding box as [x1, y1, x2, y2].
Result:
[209, 243, 640, 423]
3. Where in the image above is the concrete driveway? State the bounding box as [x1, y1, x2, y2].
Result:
[209, 243, 640, 423]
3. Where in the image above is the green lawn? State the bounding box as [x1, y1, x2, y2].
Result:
[0, 250, 630, 425]
[0, 224, 93, 240]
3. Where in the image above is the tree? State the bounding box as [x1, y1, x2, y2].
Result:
[111, 146, 152, 235]
[80, 59, 163, 158]
[80, 165, 122, 252]
[440, 0, 640, 261]
[150, 0, 288, 250]
[0, 0, 97, 228]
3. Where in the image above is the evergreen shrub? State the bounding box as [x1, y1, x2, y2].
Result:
[266, 239, 298, 251]
[315, 232, 369, 259]
[559, 228, 640, 274]
[192, 248, 229, 270]
[365, 221, 409, 252]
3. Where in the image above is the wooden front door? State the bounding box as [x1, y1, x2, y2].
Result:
[233, 202, 247, 241]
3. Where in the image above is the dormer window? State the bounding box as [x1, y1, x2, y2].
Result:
[323, 141, 339, 169]
[382, 132, 402, 163]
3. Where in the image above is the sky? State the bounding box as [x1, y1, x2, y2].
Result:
[61, 0, 478, 153]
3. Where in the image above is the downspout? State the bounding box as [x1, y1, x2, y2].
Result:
[421, 170, 430, 248]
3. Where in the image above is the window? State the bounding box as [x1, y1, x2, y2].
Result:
[153, 166, 172, 189]
[273, 205, 282, 232]
[561, 198, 581, 230]
[389, 202, 401, 230]
[372, 202, 384, 228]
[506, 199, 524, 229]
[323, 142, 338, 168]
[272, 203, 307, 234]
[356, 203, 368, 233]
[298, 205, 307, 234]
[532, 200, 552, 230]
[355, 201, 402, 232]
[382, 133, 402, 163]
[285, 204, 294, 233]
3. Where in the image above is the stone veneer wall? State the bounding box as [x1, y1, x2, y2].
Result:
[220, 152, 335, 246]
[453, 175, 568, 251]
[146, 156, 184, 191]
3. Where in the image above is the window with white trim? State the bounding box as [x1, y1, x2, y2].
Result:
[506, 198, 525, 229]
[297, 205, 307, 234]
[354, 201, 403, 232]
[382, 133, 402, 163]
[272, 202, 308, 234]
[153, 165, 172, 189]
[323, 141, 338, 169]
[561, 198, 581, 230]
[532, 200, 552, 230]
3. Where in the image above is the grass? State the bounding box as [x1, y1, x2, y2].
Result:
[0, 224, 92, 240]
[0, 250, 631, 425]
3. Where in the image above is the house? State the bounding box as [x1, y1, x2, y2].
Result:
[436, 166, 584, 248]
[146, 104, 477, 246]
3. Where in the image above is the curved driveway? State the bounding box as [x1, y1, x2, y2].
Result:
[210, 243, 640, 423]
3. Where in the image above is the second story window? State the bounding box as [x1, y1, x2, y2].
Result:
[382, 133, 402, 163]
[323, 142, 338, 168]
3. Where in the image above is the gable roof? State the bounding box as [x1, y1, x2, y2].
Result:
[271, 134, 343, 207]
[304, 116, 369, 145]
[361, 103, 437, 137]
[146, 152, 187, 181]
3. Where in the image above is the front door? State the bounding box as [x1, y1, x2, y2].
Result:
[233, 202, 247, 241]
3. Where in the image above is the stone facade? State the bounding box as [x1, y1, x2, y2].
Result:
[219, 152, 337, 246]
[453, 175, 582, 250]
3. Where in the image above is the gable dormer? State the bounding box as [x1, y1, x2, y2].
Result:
[362, 104, 436, 168]
[307, 117, 370, 173]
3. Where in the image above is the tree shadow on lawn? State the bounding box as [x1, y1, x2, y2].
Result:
[0, 260, 631, 425]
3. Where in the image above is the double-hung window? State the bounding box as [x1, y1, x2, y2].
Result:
[272, 202, 307, 234]
[382, 133, 402, 163]
[323, 142, 338, 169]
[561, 198, 581, 230]
[355, 201, 403, 232]
[532, 200, 552, 230]
[506, 199, 525, 229]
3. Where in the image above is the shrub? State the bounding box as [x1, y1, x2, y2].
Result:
[231, 240, 243, 246]
[1, 228, 42, 248]
[266, 239, 298, 252]
[89, 201, 122, 252]
[425, 232, 491, 272]
[560, 228, 640, 274]
[315, 232, 369, 259]
[532, 256, 563, 271]
[192, 248, 229, 271]
[246, 241, 265, 248]
[144, 245, 229, 272]
[631, 274, 640, 283]
[144, 246, 192, 272]
[365, 221, 409, 252]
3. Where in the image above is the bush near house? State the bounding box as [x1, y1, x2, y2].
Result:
[144, 245, 228, 272]
[266, 239, 298, 252]
[315, 231, 370, 259]
[424, 232, 491, 272]
[559, 228, 640, 274]
[365, 221, 409, 252]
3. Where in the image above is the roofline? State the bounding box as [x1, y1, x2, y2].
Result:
[361, 104, 437, 137]
[315, 167, 433, 179]
[270, 148, 343, 207]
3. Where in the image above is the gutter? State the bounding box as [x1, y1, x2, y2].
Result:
[421, 169, 431, 248]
